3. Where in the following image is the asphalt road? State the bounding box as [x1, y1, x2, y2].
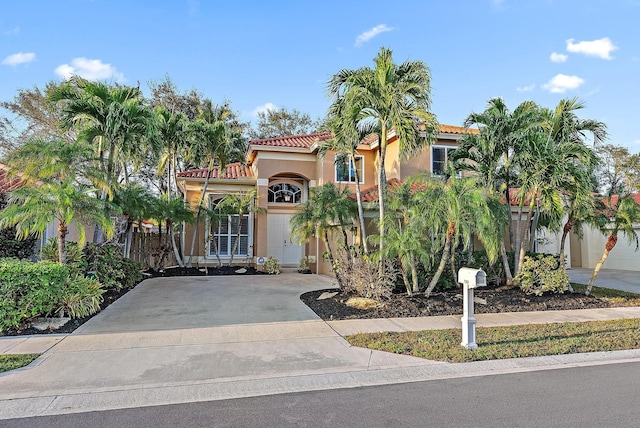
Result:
[4, 362, 640, 427]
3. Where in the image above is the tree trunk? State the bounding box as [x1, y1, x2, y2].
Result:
[426, 223, 454, 297]
[450, 250, 457, 286]
[516, 203, 534, 277]
[210, 220, 222, 267]
[169, 223, 185, 267]
[410, 256, 419, 294]
[323, 230, 344, 289]
[500, 241, 514, 286]
[377, 125, 388, 271]
[124, 220, 133, 258]
[352, 153, 368, 254]
[586, 234, 617, 295]
[559, 219, 573, 292]
[57, 222, 67, 264]
[188, 160, 213, 267]
[513, 203, 524, 273]
[399, 258, 412, 296]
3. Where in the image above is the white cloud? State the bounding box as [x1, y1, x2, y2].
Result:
[516, 84, 535, 92]
[3, 26, 20, 36]
[2, 52, 35, 66]
[54, 57, 125, 82]
[542, 74, 585, 93]
[354, 24, 395, 47]
[550, 52, 568, 63]
[251, 102, 277, 117]
[566, 37, 618, 60]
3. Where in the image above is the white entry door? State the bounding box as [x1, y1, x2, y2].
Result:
[267, 214, 303, 266]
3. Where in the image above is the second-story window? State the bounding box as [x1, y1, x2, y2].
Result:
[432, 146, 456, 176]
[268, 183, 301, 203]
[335, 155, 364, 183]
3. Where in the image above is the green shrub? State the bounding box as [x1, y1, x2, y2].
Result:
[57, 276, 105, 318]
[41, 238, 86, 273]
[263, 257, 280, 274]
[0, 193, 37, 260]
[515, 253, 569, 296]
[0, 259, 70, 331]
[82, 244, 142, 291]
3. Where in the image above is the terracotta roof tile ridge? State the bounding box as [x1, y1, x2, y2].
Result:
[249, 131, 331, 144]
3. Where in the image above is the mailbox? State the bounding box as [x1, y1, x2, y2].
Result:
[458, 267, 486, 289]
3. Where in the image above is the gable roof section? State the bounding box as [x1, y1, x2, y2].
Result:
[439, 124, 478, 135]
[176, 162, 253, 180]
[249, 132, 332, 149]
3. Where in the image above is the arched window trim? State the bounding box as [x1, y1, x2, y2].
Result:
[267, 181, 303, 204]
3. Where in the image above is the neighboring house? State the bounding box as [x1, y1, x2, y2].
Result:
[537, 193, 640, 272]
[176, 125, 471, 273]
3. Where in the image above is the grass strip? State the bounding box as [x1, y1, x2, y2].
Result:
[571, 283, 640, 306]
[346, 318, 640, 363]
[0, 354, 40, 373]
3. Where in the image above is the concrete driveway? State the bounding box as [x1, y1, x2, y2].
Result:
[0, 274, 437, 419]
[567, 268, 640, 294]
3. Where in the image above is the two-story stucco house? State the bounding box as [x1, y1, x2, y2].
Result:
[176, 124, 472, 274]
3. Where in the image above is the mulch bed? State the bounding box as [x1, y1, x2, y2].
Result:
[300, 285, 613, 321]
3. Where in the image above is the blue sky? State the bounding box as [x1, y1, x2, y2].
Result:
[1, 0, 639, 150]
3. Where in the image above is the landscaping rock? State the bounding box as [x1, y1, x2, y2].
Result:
[31, 317, 70, 331]
[317, 291, 339, 300]
[235, 268, 247, 274]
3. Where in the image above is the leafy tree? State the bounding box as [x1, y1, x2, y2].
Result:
[0, 81, 75, 155]
[0, 192, 37, 259]
[290, 183, 356, 288]
[327, 47, 438, 263]
[184, 100, 247, 266]
[319, 98, 375, 254]
[371, 182, 431, 296]
[151, 196, 193, 268]
[586, 193, 640, 295]
[148, 75, 203, 120]
[452, 98, 541, 284]
[249, 107, 319, 139]
[412, 174, 504, 297]
[153, 106, 189, 199]
[596, 144, 640, 196]
[0, 139, 115, 263]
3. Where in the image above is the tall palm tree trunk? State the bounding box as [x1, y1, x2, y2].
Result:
[559, 219, 574, 292]
[169, 222, 185, 267]
[399, 260, 412, 296]
[377, 127, 388, 272]
[500, 241, 514, 286]
[586, 234, 617, 295]
[351, 154, 368, 254]
[57, 223, 68, 264]
[409, 257, 419, 293]
[426, 223, 455, 297]
[188, 161, 213, 266]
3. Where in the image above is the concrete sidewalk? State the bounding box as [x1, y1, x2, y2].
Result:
[567, 268, 640, 294]
[1, 273, 640, 420]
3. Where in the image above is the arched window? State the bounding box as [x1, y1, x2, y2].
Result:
[268, 183, 301, 203]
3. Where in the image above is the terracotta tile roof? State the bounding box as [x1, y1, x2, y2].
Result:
[177, 162, 253, 180]
[353, 178, 431, 203]
[249, 132, 332, 149]
[0, 164, 23, 192]
[439, 124, 479, 135]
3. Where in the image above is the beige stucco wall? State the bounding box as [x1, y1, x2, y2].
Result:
[401, 139, 458, 180]
[576, 225, 640, 271]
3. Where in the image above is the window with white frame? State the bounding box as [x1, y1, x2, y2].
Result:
[431, 146, 457, 176]
[209, 198, 250, 256]
[268, 183, 302, 203]
[335, 155, 364, 183]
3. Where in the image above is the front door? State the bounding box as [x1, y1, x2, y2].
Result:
[267, 214, 303, 266]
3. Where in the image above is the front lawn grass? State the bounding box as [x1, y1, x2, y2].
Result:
[0, 354, 39, 373]
[346, 318, 640, 363]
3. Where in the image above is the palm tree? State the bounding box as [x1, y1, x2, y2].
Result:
[586, 193, 640, 295]
[290, 183, 356, 288]
[151, 196, 193, 268]
[47, 77, 157, 242]
[112, 183, 156, 258]
[154, 106, 189, 199]
[452, 98, 542, 284]
[216, 189, 264, 266]
[0, 181, 115, 264]
[327, 47, 438, 261]
[371, 182, 431, 296]
[319, 98, 375, 254]
[185, 101, 246, 266]
[413, 174, 504, 297]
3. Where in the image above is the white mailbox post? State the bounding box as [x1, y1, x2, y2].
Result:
[458, 267, 487, 350]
